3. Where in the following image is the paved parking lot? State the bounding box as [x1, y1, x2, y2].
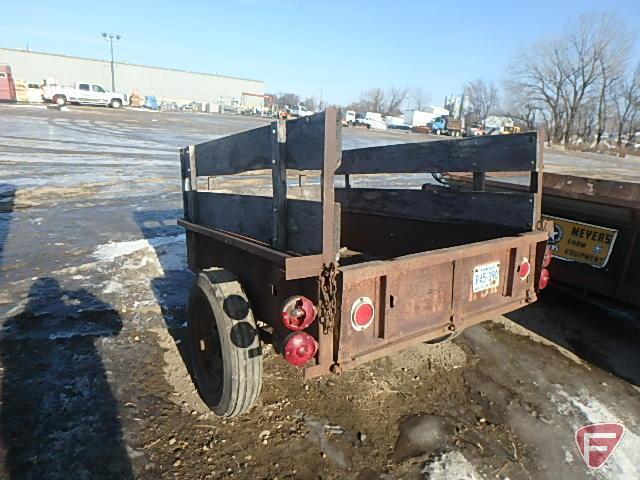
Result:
[0, 104, 638, 480]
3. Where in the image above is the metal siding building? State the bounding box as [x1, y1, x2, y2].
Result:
[0, 48, 264, 107]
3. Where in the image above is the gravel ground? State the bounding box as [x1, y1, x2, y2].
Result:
[0, 104, 638, 480]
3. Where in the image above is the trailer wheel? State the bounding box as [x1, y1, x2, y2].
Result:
[187, 269, 262, 417]
[53, 95, 67, 106]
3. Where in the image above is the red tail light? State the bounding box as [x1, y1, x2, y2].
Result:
[539, 268, 550, 290]
[283, 332, 318, 366]
[518, 258, 531, 280]
[351, 297, 375, 331]
[281, 295, 317, 331]
[542, 247, 552, 268]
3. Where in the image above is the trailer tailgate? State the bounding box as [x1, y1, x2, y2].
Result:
[335, 230, 549, 365]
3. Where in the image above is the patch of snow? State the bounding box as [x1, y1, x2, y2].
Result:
[92, 234, 184, 263]
[554, 388, 640, 478]
[564, 448, 574, 463]
[422, 450, 480, 480]
[102, 281, 124, 294]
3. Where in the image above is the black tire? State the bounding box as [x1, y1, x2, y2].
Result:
[187, 269, 262, 417]
[53, 95, 67, 106]
[110, 99, 122, 109]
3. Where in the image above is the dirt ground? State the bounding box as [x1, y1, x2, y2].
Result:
[0, 104, 638, 480]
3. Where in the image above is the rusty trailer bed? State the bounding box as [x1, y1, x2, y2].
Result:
[179, 108, 550, 382]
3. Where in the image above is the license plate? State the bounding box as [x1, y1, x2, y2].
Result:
[473, 262, 500, 293]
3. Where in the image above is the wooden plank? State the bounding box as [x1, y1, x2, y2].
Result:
[285, 112, 326, 170]
[531, 131, 544, 227]
[194, 124, 273, 176]
[336, 188, 535, 230]
[336, 131, 537, 175]
[188, 145, 199, 222]
[192, 111, 329, 175]
[196, 192, 323, 255]
[178, 219, 289, 266]
[179, 147, 190, 219]
[271, 120, 287, 251]
[288, 197, 323, 255]
[285, 254, 324, 280]
[321, 108, 340, 263]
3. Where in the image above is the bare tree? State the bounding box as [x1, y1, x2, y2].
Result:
[502, 91, 540, 130]
[509, 38, 568, 143]
[303, 95, 317, 112]
[613, 62, 640, 150]
[465, 78, 498, 127]
[409, 86, 431, 110]
[594, 15, 633, 147]
[385, 87, 409, 116]
[277, 92, 300, 109]
[508, 12, 634, 147]
[559, 13, 630, 145]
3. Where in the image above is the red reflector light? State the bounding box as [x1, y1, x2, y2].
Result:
[518, 258, 531, 280]
[542, 247, 552, 268]
[351, 297, 375, 331]
[283, 332, 318, 367]
[281, 295, 317, 331]
[539, 268, 550, 290]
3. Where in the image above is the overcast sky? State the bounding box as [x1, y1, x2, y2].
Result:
[1, 0, 639, 106]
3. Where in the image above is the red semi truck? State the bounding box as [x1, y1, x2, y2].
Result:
[0, 65, 17, 102]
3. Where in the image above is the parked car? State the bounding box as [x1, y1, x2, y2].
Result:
[354, 112, 387, 130]
[467, 123, 485, 136]
[342, 110, 356, 126]
[287, 105, 313, 117]
[42, 82, 127, 108]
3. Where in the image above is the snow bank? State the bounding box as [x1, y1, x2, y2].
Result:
[422, 450, 480, 480]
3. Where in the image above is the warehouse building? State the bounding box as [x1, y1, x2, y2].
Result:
[0, 47, 265, 108]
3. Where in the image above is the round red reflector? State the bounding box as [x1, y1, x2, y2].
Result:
[281, 295, 317, 331]
[518, 258, 531, 280]
[539, 268, 550, 290]
[283, 332, 318, 367]
[351, 297, 375, 331]
[542, 248, 552, 268]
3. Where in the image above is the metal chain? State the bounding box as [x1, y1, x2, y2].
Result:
[319, 263, 338, 334]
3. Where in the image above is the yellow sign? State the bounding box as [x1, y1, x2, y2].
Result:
[545, 216, 618, 268]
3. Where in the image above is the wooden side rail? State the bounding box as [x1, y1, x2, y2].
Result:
[337, 132, 537, 174]
[336, 188, 536, 230]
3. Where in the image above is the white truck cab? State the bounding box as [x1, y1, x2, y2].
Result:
[355, 111, 387, 130]
[287, 105, 313, 117]
[42, 82, 127, 108]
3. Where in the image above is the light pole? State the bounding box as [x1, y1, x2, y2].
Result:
[101, 32, 121, 91]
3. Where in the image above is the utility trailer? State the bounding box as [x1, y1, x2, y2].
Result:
[178, 108, 551, 417]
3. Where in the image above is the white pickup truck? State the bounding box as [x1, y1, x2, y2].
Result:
[286, 105, 313, 118]
[354, 111, 387, 130]
[42, 82, 127, 108]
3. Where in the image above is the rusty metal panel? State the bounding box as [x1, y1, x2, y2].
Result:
[337, 266, 454, 363]
[452, 244, 535, 318]
[336, 233, 547, 365]
[384, 267, 452, 338]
